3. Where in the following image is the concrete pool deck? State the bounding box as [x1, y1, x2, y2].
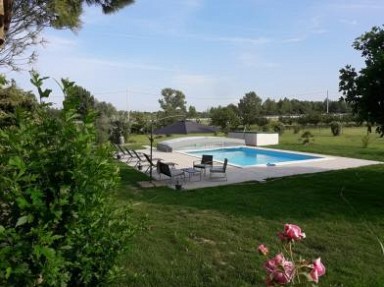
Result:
[125, 148, 382, 190]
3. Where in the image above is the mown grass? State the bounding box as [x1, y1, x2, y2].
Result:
[113, 127, 384, 287]
[277, 127, 384, 162]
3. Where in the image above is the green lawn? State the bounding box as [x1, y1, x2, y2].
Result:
[277, 127, 384, 162]
[114, 127, 384, 287]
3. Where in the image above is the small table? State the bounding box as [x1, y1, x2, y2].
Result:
[182, 168, 202, 181]
[193, 163, 212, 175]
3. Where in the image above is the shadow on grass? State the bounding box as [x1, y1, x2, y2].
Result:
[115, 162, 384, 287]
[117, 162, 384, 223]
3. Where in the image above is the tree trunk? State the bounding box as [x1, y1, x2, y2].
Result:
[0, 0, 13, 47]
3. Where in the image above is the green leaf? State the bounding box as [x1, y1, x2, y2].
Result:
[5, 267, 12, 279]
[15, 215, 28, 227]
[8, 156, 26, 171]
[0, 225, 5, 233]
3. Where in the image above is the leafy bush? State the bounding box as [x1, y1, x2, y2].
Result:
[272, 122, 285, 135]
[0, 74, 135, 286]
[255, 117, 269, 127]
[300, 131, 314, 145]
[293, 125, 301, 134]
[361, 133, 371, 148]
[330, 121, 342, 136]
[261, 124, 271, 132]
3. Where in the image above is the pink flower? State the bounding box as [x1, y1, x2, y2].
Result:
[309, 257, 326, 283]
[264, 253, 283, 273]
[264, 254, 295, 285]
[258, 244, 269, 256]
[278, 224, 306, 242]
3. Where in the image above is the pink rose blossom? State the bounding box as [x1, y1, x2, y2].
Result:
[261, 224, 324, 286]
[258, 244, 269, 256]
[264, 254, 295, 285]
[278, 224, 306, 242]
[264, 253, 284, 273]
[309, 257, 326, 283]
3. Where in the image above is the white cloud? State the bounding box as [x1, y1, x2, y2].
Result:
[42, 34, 78, 52]
[309, 16, 327, 35]
[172, 73, 217, 87]
[184, 0, 203, 9]
[329, 2, 384, 10]
[281, 37, 306, 43]
[238, 53, 280, 69]
[72, 57, 178, 73]
[211, 36, 271, 45]
[339, 19, 358, 26]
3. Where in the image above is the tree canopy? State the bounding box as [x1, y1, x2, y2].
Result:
[0, 76, 37, 127]
[0, 0, 135, 70]
[158, 88, 187, 124]
[339, 25, 384, 136]
[210, 104, 240, 131]
[238, 91, 262, 126]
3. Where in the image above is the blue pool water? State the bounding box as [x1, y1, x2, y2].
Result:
[186, 147, 322, 167]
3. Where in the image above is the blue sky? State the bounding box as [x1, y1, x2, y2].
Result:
[5, 0, 384, 112]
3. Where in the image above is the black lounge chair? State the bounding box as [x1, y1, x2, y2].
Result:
[143, 153, 176, 174]
[122, 147, 137, 163]
[114, 144, 129, 159]
[130, 150, 150, 170]
[210, 158, 228, 181]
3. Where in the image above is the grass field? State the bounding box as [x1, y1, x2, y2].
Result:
[115, 127, 384, 286]
[277, 127, 384, 162]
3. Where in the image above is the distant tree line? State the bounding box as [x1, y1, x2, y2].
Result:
[1, 77, 355, 141]
[209, 92, 351, 131]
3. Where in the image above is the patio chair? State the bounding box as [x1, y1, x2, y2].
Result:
[142, 153, 173, 174]
[209, 158, 228, 181]
[193, 154, 213, 175]
[122, 147, 137, 163]
[158, 161, 185, 184]
[114, 144, 129, 159]
[142, 153, 158, 173]
[131, 150, 150, 170]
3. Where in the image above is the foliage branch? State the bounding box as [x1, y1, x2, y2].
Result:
[0, 72, 135, 286]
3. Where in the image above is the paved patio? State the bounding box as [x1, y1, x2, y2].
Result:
[123, 148, 382, 190]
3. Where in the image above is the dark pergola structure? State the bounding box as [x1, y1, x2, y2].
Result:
[153, 120, 217, 135]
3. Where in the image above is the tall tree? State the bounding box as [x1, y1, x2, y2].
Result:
[0, 0, 12, 46]
[0, 0, 134, 70]
[0, 75, 37, 127]
[158, 88, 187, 124]
[62, 80, 96, 120]
[238, 91, 262, 126]
[339, 25, 384, 136]
[277, 98, 292, 115]
[187, 105, 198, 119]
[262, 98, 278, 115]
[210, 105, 240, 131]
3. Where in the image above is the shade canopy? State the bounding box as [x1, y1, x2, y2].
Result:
[153, 120, 217, 135]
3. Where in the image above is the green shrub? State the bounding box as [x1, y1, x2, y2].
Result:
[0, 73, 135, 286]
[300, 131, 314, 145]
[361, 133, 371, 148]
[272, 122, 285, 135]
[330, 121, 342, 136]
[293, 125, 301, 134]
[261, 124, 271, 132]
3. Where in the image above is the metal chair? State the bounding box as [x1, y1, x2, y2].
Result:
[209, 158, 228, 181]
[193, 154, 213, 175]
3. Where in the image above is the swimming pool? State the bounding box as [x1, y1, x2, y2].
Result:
[185, 146, 324, 167]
